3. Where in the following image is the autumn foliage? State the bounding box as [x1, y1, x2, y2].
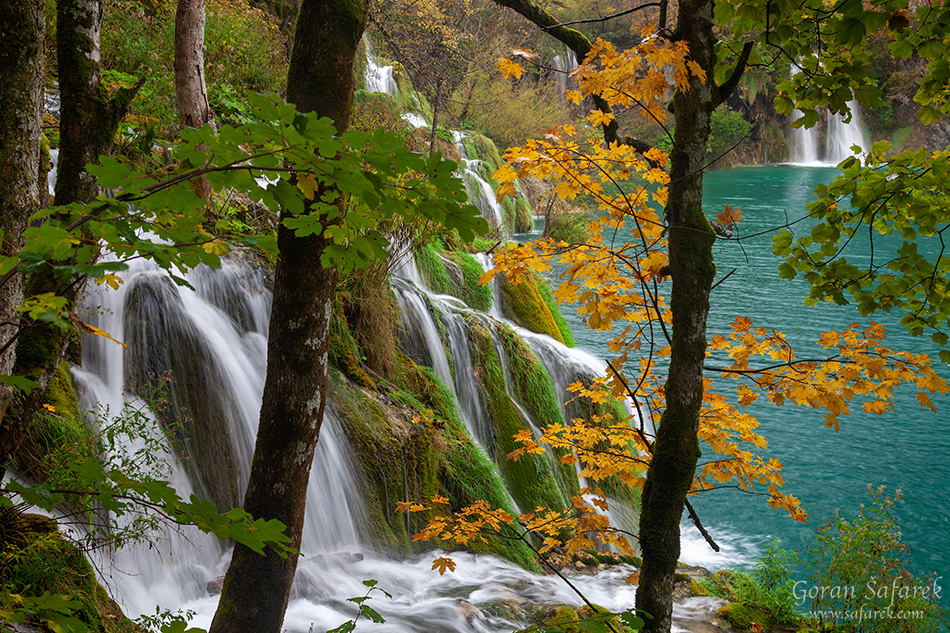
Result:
[401, 31, 948, 568]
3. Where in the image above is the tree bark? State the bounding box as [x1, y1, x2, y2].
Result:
[174, 0, 213, 130]
[55, 0, 138, 206]
[207, 0, 368, 631]
[0, 0, 141, 466]
[633, 0, 717, 629]
[0, 0, 44, 424]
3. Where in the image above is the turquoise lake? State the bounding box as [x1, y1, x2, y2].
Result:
[544, 164, 950, 588]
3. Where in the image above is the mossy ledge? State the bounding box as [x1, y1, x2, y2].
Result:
[0, 511, 140, 632]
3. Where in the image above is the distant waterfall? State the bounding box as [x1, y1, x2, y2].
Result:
[552, 48, 578, 101]
[787, 68, 868, 165]
[363, 36, 398, 96]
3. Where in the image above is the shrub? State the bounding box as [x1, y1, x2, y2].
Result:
[805, 486, 948, 632]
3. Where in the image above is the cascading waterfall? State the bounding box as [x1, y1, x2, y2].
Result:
[453, 131, 507, 231]
[552, 48, 578, 102]
[70, 250, 739, 632]
[363, 36, 398, 96]
[787, 67, 868, 165]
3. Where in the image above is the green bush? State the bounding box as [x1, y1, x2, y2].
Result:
[804, 486, 948, 632]
[706, 106, 754, 165]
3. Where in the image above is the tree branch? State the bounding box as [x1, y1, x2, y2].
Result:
[714, 41, 754, 107]
[546, 3, 661, 29]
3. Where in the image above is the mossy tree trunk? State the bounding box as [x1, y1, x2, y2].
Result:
[0, 0, 142, 469]
[633, 0, 717, 629]
[174, 0, 213, 130]
[207, 0, 368, 631]
[0, 0, 44, 440]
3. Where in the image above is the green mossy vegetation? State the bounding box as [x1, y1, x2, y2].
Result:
[537, 278, 576, 347]
[500, 272, 564, 343]
[469, 321, 570, 514]
[716, 602, 771, 630]
[416, 241, 493, 313]
[0, 511, 137, 632]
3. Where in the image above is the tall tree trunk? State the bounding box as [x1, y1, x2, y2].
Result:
[174, 0, 213, 130]
[0, 0, 44, 428]
[634, 0, 717, 630]
[0, 0, 141, 466]
[207, 0, 368, 631]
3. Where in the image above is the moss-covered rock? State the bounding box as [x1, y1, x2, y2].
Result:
[536, 278, 575, 347]
[415, 242, 493, 313]
[12, 361, 93, 484]
[499, 272, 564, 343]
[716, 602, 770, 630]
[0, 511, 139, 632]
[330, 362, 537, 568]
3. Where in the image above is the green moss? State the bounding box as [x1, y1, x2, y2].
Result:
[330, 370, 437, 550]
[716, 602, 770, 630]
[536, 278, 575, 347]
[330, 363, 536, 568]
[500, 272, 564, 343]
[416, 242, 454, 295]
[0, 512, 135, 631]
[415, 241, 493, 313]
[12, 362, 91, 484]
[470, 322, 570, 514]
[328, 297, 377, 389]
[453, 252, 493, 312]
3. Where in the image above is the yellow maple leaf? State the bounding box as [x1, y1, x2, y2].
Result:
[566, 89, 583, 105]
[96, 273, 124, 290]
[497, 57, 525, 79]
[432, 556, 457, 575]
[42, 403, 56, 413]
[587, 109, 615, 127]
[296, 172, 320, 200]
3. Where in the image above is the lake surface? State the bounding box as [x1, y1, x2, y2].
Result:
[543, 164, 950, 588]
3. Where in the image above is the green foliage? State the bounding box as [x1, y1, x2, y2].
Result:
[327, 580, 392, 633]
[706, 107, 753, 165]
[95, 0, 286, 131]
[773, 142, 950, 362]
[0, 93, 485, 341]
[804, 486, 948, 632]
[520, 605, 645, 633]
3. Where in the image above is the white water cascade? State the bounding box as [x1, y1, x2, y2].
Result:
[69, 253, 734, 632]
[552, 48, 578, 102]
[787, 68, 869, 165]
[453, 131, 507, 231]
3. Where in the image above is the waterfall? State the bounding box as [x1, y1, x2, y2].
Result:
[787, 68, 868, 165]
[453, 131, 507, 231]
[74, 254, 367, 618]
[363, 36, 398, 96]
[552, 48, 578, 101]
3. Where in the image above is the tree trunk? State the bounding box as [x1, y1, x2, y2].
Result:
[0, 0, 141, 466]
[634, 0, 717, 630]
[174, 0, 213, 130]
[0, 0, 44, 426]
[207, 0, 368, 631]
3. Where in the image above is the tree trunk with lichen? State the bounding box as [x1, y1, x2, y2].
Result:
[634, 0, 717, 629]
[0, 0, 141, 467]
[174, 0, 213, 130]
[207, 0, 368, 631]
[0, 0, 44, 436]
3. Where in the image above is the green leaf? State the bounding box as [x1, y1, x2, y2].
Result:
[0, 375, 39, 394]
